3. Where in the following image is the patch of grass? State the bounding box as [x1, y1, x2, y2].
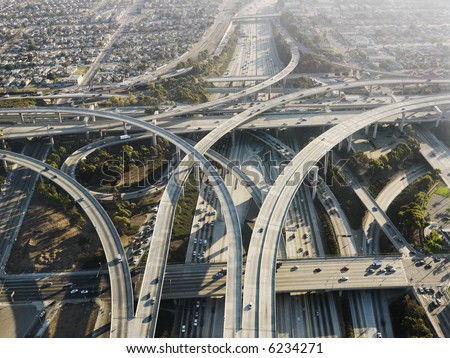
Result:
[168, 174, 199, 263]
[434, 185, 450, 198]
[74, 66, 89, 75]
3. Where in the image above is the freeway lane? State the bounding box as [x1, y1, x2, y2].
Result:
[0, 141, 50, 270]
[0, 150, 132, 338]
[242, 94, 450, 337]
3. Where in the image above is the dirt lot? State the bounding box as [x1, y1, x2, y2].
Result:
[6, 204, 103, 273]
[44, 302, 99, 338]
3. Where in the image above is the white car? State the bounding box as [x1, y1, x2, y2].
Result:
[181, 325, 186, 333]
[70, 289, 78, 294]
[80, 290, 88, 294]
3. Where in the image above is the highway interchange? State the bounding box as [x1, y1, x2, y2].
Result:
[1, 2, 450, 339]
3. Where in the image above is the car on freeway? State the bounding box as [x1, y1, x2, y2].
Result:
[80, 290, 88, 294]
[415, 260, 425, 267]
[70, 289, 79, 294]
[315, 310, 320, 316]
[376, 332, 382, 338]
[181, 325, 186, 333]
[341, 266, 349, 272]
[291, 265, 299, 271]
[418, 287, 425, 294]
[41, 281, 53, 288]
[258, 227, 264, 233]
[424, 263, 432, 270]
[63, 282, 74, 288]
[366, 268, 375, 274]
[195, 301, 200, 309]
[313, 268, 322, 273]
[338, 276, 349, 282]
[193, 319, 198, 326]
[248, 302, 253, 310]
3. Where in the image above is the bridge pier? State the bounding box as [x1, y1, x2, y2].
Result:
[402, 84, 405, 95]
[310, 166, 319, 199]
[49, 136, 54, 148]
[268, 85, 272, 100]
[194, 164, 200, 184]
[152, 119, 157, 145]
[373, 122, 379, 139]
[338, 140, 343, 151]
[434, 106, 443, 127]
[231, 130, 236, 146]
[364, 125, 370, 136]
[99, 130, 104, 138]
[85, 131, 90, 140]
[368, 85, 373, 96]
[323, 151, 329, 177]
[19, 113, 25, 123]
[58, 112, 62, 123]
[275, 128, 279, 139]
[347, 134, 353, 152]
[123, 122, 128, 135]
[1, 139, 6, 149]
[400, 111, 406, 132]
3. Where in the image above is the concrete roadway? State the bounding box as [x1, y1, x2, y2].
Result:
[363, 164, 429, 254]
[241, 94, 450, 337]
[158, 257, 408, 299]
[0, 150, 132, 338]
[0, 141, 50, 271]
[0, 107, 242, 338]
[416, 126, 450, 187]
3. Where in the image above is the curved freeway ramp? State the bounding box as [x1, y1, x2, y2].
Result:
[0, 150, 133, 338]
[241, 94, 450, 338]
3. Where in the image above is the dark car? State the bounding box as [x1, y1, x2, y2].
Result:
[313, 268, 322, 273]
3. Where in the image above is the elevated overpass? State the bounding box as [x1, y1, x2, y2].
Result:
[0, 150, 133, 338]
[242, 94, 450, 338]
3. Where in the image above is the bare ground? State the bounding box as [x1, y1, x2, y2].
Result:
[44, 302, 99, 338]
[6, 204, 103, 273]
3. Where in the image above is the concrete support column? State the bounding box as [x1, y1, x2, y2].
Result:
[174, 146, 181, 165]
[364, 125, 370, 135]
[86, 131, 90, 140]
[338, 89, 341, 97]
[434, 106, 443, 127]
[1, 139, 6, 149]
[310, 166, 319, 200]
[231, 130, 236, 146]
[58, 113, 62, 123]
[368, 85, 373, 96]
[19, 113, 25, 123]
[194, 165, 200, 183]
[152, 119, 157, 145]
[402, 84, 405, 95]
[99, 130, 104, 138]
[373, 122, 379, 139]
[347, 134, 352, 153]
[275, 128, 279, 139]
[123, 122, 128, 135]
[323, 151, 329, 177]
[49, 136, 54, 147]
[282, 77, 287, 87]
[338, 140, 343, 151]
[400, 112, 406, 132]
[268, 85, 272, 100]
